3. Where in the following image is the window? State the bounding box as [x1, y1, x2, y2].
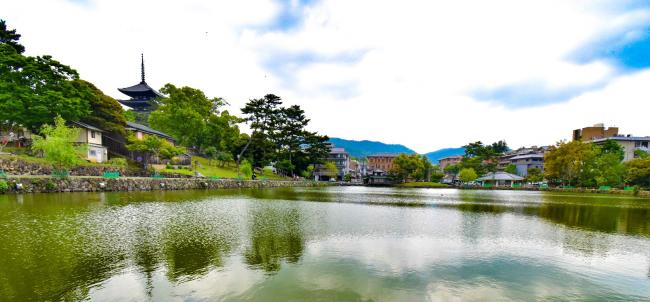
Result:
[90, 131, 95, 139]
[89, 150, 97, 157]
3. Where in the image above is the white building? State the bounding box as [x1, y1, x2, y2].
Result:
[70, 121, 108, 163]
[590, 136, 650, 162]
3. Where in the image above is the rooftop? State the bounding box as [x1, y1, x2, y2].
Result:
[69, 121, 103, 132]
[126, 121, 175, 141]
[477, 171, 524, 181]
[510, 153, 544, 160]
[591, 136, 650, 142]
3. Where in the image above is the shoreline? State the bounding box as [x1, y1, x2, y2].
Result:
[0, 176, 326, 194]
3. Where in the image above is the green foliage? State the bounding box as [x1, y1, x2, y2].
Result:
[107, 157, 127, 167]
[126, 134, 184, 162]
[45, 181, 56, 191]
[0, 31, 92, 131]
[343, 173, 352, 182]
[625, 157, 650, 188]
[77, 80, 127, 136]
[390, 153, 433, 182]
[0, 19, 25, 54]
[275, 159, 295, 175]
[544, 140, 597, 186]
[124, 110, 137, 122]
[459, 140, 507, 175]
[149, 84, 239, 152]
[239, 160, 253, 179]
[0, 180, 8, 193]
[239, 94, 329, 175]
[505, 164, 518, 175]
[443, 164, 460, 174]
[31, 116, 86, 170]
[635, 149, 649, 159]
[526, 167, 543, 183]
[323, 161, 338, 178]
[459, 168, 478, 183]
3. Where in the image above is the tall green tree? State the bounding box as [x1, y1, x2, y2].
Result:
[459, 168, 478, 183]
[544, 140, 597, 186]
[625, 157, 650, 188]
[31, 116, 86, 171]
[0, 19, 24, 54]
[76, 80, 127, 136]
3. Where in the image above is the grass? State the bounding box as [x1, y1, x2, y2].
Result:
[397, 182, 450, 188]
[158, 156, 289, 180]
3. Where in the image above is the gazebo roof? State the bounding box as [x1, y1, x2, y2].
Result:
[477, 171, 524, 181]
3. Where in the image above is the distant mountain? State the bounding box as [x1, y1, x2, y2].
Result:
[425, 147, 465, 163]
[328, 137, 416, 158]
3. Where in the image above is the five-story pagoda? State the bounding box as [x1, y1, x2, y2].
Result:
[117, 54, 163, 112]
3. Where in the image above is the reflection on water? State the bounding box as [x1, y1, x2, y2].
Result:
[0, 188, 649, 301]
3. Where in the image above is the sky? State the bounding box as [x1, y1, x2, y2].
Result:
[3, 0, 650, 153]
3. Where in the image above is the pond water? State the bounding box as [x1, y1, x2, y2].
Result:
[1, 187, 650, 301]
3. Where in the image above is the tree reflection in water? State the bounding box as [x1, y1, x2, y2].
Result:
[244, 204, 305, 272]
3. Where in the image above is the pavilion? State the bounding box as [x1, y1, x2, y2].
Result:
[117, 54, 163, 112]
[477, 171, 525, 187]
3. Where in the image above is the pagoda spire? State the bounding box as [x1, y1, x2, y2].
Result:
[140, 53, 145, 83]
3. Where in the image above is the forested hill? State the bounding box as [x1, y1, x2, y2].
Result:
[424, 147, 465, 163]
[328, 138, 416, 158]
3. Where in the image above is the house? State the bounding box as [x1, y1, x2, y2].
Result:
[477, 171, 524, 187]
[0, 126, 32, 148]
[125, 121, 175, 143]
[70, 121, 108, 163]
[438, 155, 463, 171]
[364, 169, 393, 186]
[313, 145, 351, 181]
[367, 153, 397, 172]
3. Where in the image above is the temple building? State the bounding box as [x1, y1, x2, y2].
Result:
[117, 54, 163, 112]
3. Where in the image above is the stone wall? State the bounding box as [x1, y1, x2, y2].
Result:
[0, 177, 324, 194]
[0, 156, 190, 178]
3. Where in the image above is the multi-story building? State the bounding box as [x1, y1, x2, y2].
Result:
[313, 145, 350, 181]
[590, 136, 650, 162]
[573, 123, 619, 141]
[438, 155, 463, 171]
[575, 124, 650, 162]
[498, 146, 547, 176]
[367, 153, 397, 172]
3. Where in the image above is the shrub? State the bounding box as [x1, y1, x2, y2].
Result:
[45, 181, 56, 191]
[240, 160, 253, 179]
[108, 157, 128, 167]
[0, 180, 8, 193]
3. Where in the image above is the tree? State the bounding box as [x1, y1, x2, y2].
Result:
[323, 161, 338, 179]
[505, 164, 518, 175]
[126, 134, 183, 165]
[459, 168, 478, 183]
[625, 157, 650, 188]
[544, 140, 601, 187]
[390, 154, 432, 182]
[149, 84, 221, 149]
[0, 23, 92, 132]
[239, 160, 253, 179]
[0, 20, 25, 53]
[203, 146, 218, 165]
[444, 164, 460, 174]
[460, 140, 507, 175]
[238, 94, 283, 167]
[31, 116, 86, 171]
[526, 167, 543, 183]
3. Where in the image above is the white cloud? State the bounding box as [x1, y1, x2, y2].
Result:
[3, 0, 649, 153]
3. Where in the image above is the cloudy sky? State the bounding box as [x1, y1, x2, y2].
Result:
[4, 0, 650, 153]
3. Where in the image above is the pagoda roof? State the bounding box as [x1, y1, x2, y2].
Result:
[118, 81, 163, 98]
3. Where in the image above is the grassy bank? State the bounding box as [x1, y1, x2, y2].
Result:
[158, 156, 289, 180]
[396, 182, 450, 188]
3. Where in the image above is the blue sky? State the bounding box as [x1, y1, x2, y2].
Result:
[5, 0, 650, 152]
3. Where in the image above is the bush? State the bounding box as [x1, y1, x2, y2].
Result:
[45, 181, 56, 191]
[108, 157, 127, 167]
[240, 160, 253, 179]
[0, 180, 8, 193]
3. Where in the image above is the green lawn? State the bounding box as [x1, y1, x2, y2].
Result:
[0, 154, 124, 168]
[397, 182, 450, 188]
[159, 156, 289, 180]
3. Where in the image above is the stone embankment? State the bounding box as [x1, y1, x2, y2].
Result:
[458, 185, 650, 198]
[1, 177, 324, 194]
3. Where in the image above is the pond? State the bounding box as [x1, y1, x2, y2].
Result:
[1, 187, 650, 301]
